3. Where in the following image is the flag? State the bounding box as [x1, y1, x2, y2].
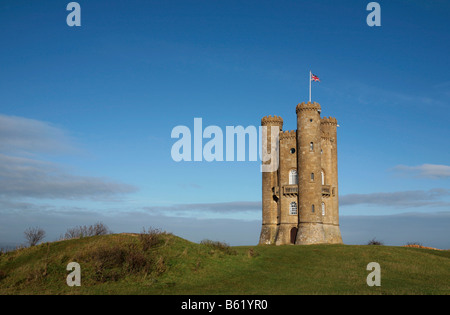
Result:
[311, 73, 320, 82]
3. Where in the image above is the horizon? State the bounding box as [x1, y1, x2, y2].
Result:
[0, 1, 449, 249]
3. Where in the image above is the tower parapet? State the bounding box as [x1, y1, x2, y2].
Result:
[261, 115, 284, 127]
[321, 117, 337, 125]
[321, 117, 338, 140]
[279, 130, 297, 140]
[296, 102, 322, 113]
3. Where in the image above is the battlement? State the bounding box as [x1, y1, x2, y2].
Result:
[296, 102, 321, 113]
[321, 117, 338, 126]
[261, 115, 284, 126]
[280, 130, 296, 140]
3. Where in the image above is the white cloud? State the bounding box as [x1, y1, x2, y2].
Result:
[340, 188, 450, 208]
[393, 164, 450, 179]
[0, 114, 76, 155]
[143, 201, 261, 215]
[0, 113, 137, 200]
[0, 153, 137, 200]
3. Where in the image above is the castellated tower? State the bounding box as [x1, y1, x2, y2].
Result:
[259, 102, 343, 245]
[259, 115, 283, 245]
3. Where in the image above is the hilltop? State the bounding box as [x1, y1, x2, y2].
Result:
[0, 232, 449, 295]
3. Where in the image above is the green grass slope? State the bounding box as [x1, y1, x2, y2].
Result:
[0, 233, 449, 295]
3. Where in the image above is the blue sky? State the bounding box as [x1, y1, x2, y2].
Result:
[0, 0, 449, 248]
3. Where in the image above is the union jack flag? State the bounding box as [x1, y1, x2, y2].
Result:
[311, 73, 320, 82]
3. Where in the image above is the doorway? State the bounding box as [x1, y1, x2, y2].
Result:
[290, 227, 298, 244]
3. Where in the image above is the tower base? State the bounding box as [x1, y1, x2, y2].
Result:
[275, 224, 298, 245]
[259, 224, 278, 245]
[295, 222, 326, 245]
[323, 224, 343, 244]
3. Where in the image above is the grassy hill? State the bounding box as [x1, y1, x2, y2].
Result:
[0, 232, 449, 295]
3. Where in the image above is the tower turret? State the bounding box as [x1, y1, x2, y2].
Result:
[295, 102, 326, 244]
[320, 117, 343, 243]
[259, 115, 283, 245]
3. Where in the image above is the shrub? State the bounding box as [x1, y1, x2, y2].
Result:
[63, 222, 111, 240]
[83, 241, 159, 282]
[367, 238, 384, 246]
[125, 249, 150, 273]
[87, 245, 127, 283]
[91, 245, 127, 269]
[139, 227, 165, 251]
[200, 239, 237, 255]
[24, 227, 46, 247]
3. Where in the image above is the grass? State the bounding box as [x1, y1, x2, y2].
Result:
[0, 233, 449, 295]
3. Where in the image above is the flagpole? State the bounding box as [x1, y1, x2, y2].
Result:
[309, 70, 312, 103]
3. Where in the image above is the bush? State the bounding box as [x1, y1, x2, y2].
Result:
[82, 241, 160, 283]
[90, 245, 127, 271]
[367, 238, 384, 246]
[24, 227, 46, 247]
[139, 227, 165, 251]
[63, 222, 111, 240]
[88, 245, 129, 283]
[200, 239, 236, 255]
[126, 251, 149, 273]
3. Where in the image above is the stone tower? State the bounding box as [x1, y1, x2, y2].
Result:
[259, 102, 343, 245]
[259, 115, 283, 245]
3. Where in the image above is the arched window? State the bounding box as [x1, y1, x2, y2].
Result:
[290, 202, 298, 215]
[311, 173, 315, 181]
[321, 170, 325, 185]
[289, 169, 298, 185]
[312, 204, 315, 213]
[322, 202, 325, 216]
[310, 142, 314, 151]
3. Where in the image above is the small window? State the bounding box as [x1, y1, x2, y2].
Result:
[322, 202, 325, 216]
[310, 119, 313, 122]
[289, 169, 298, 185]
[321, 171, 325, 185]
[290, 202, 298, 215]
[310, 142, 314, 151]
[290, 148, 296, 154]
[311, 173, 315, 181]
[312, 204, 315, 213]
